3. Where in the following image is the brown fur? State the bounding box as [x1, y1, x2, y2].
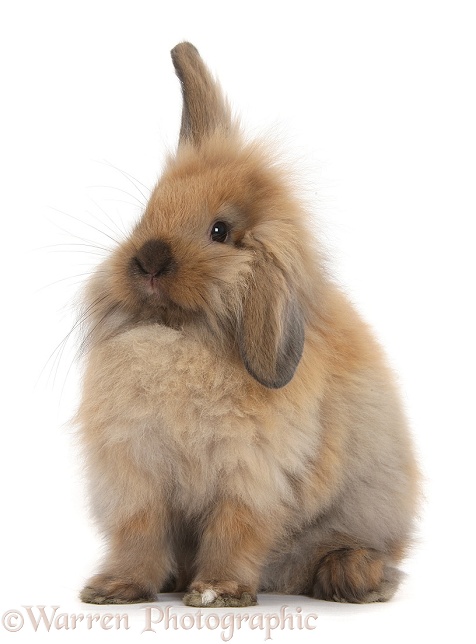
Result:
[314, 547, 386, 603]
[76, 42, 420, 607]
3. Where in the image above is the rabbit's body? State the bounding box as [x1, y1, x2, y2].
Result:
[77, 43, 419, 607]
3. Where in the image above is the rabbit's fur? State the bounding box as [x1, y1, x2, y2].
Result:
[77, 43, 420, 607]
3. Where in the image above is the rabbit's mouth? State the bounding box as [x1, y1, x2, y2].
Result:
[130, 269, 174, 308]
[126, 265, 205, 328]
[141, 273, 167, 298]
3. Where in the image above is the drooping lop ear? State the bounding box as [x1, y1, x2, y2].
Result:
[170, 42, 232, 147]
[238, 260, 305, 389]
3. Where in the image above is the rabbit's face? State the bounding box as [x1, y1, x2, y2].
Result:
[108, 144, 275, 327]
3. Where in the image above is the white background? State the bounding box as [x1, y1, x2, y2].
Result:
[1, 1, 475, 642]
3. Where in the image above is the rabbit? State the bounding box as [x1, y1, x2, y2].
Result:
[76, 42, 420, 608]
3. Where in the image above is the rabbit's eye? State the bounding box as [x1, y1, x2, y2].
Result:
[210, 221, 229, 243]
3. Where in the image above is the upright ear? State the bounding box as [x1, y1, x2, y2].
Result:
[170, 42, 232, 147]
[238, 260, 305, 389]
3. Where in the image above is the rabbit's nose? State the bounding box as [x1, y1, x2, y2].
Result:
[133, 239, 175, 277]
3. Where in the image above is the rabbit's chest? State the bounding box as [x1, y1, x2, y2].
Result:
[131, 353, 310, 512]
[85, 325, 319, 512]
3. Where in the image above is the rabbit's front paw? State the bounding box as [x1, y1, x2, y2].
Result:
[183, 581, 257, 608]
[80, 574, 157, 605]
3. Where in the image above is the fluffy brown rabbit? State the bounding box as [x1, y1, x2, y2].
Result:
[77, 42, 420, 608]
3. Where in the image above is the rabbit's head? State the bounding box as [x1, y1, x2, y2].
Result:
[94, 43, 323, 389]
